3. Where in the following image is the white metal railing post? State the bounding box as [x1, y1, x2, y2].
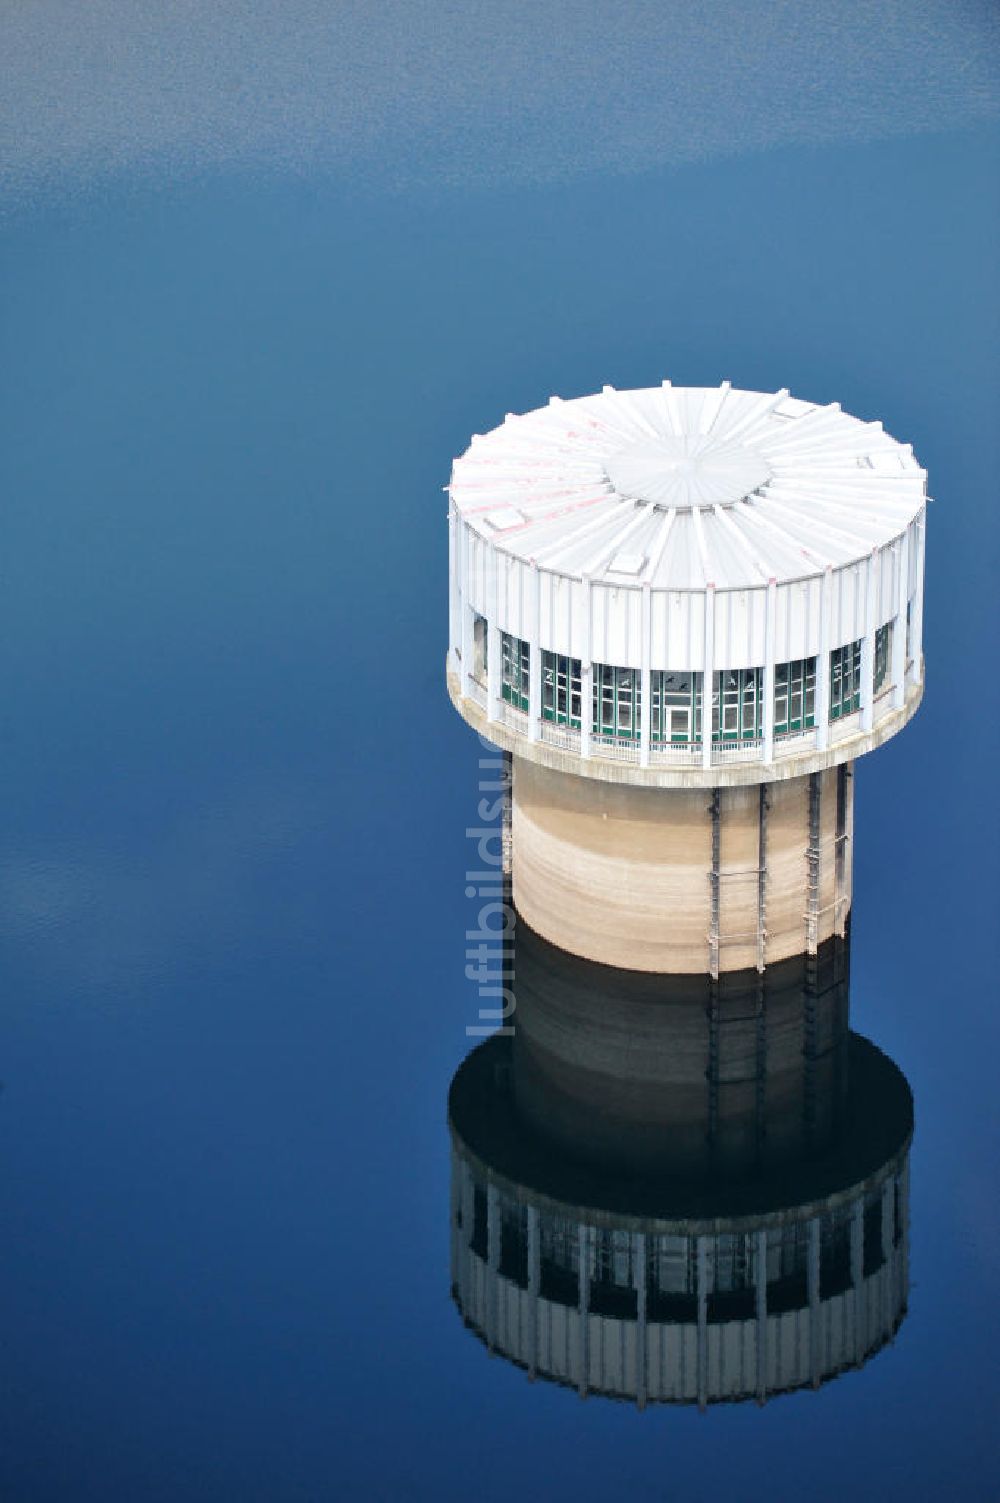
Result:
[891, 529, 909, 711]
[859, 548, 877, 733]
[762, 577, 776, 764]
[487, 548, 501, 722]
[907, 510, 925, 689]
[580, 575, 593, 760]
[461, 522, 474, 701]
[640, 583, 651, 768]
[448, 498, 460, 675]
[702, 585, 715, 771]
[816, 566, 833, 750]
[528, 563, 542, 742]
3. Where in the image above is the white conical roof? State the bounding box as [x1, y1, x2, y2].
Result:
[449, 382, 925, 589]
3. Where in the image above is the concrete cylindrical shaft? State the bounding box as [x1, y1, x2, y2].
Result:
[511, 759, 852, 974]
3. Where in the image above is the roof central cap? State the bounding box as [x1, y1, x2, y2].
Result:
[603, 434, 772, 511]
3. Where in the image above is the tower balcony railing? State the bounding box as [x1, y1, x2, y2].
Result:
[539, 720, 580, 753]
[499, 700, 529, 735]
[591, 734, 641, 764]
[649, 741, 702, 766]
[472, 680, 906, 766]
[712, 737, 765, 765]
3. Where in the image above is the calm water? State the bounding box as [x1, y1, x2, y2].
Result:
[0, 126, 997, 1500]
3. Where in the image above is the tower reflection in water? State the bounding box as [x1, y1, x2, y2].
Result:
[448, 921, 912, 1408]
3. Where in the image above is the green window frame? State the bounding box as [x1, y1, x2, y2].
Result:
[874, 622, 891, 694]
[592, 663, 641, 741]
[541, 650, 582, 728]
[650, 671, 703, 744]
[830, 639, 862, 720]
[500, 631, 530, 712]
[774, 657, 817, 736]
[472, 615, 488, 685]
[712, 667, 763, 743]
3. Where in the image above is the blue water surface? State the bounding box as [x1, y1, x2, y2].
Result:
[0, 126, 997, 1500]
